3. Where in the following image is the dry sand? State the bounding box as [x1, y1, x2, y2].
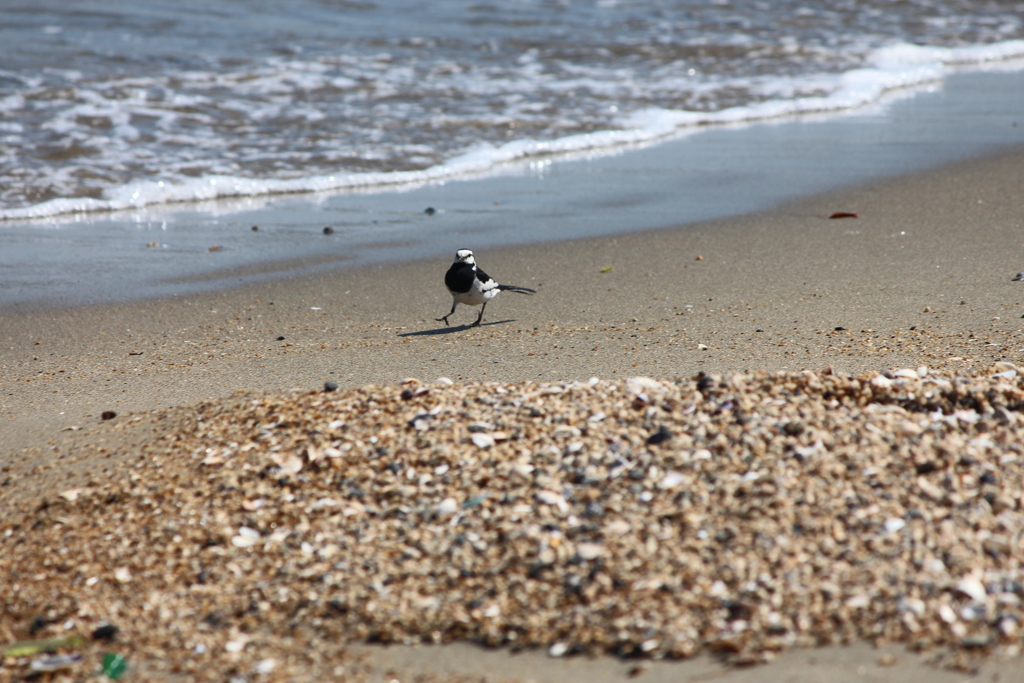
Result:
[2, 146, 1024, 681]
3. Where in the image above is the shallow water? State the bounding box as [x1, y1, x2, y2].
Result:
[2, 0, 1023, 218]
[2, 66, 1023, 312]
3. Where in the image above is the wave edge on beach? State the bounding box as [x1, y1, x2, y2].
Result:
[4, 40, 1024, 222]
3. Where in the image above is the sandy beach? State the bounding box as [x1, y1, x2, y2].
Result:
[2, 147, 1024, 681]
[3, 145, 1024, 459]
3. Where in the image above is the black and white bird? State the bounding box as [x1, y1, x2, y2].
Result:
[436, 249, 536, 327]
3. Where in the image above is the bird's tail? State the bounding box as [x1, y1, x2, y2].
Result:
[498, 284, 536, 295]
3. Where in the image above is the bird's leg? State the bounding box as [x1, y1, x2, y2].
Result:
[436, 299, 457, 326]
[472, 303, 487, 327]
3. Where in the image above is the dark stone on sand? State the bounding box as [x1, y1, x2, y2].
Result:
[92, 623, 119, 641]
[324, 382, 338, 392]
[582, 502, 605, 519]
[782, 420, 804, 436]
[101, 410, 117, 420]
[424, 207, 436, 215]
[834, 326, 846, 331]
[276, 336, 285, 341]
[323, 226, 335, 235]
[646, 425, 673, 445]
[29, 615, 51, 635]
[202, 612, 224, 628]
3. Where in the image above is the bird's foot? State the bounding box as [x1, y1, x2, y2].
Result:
[436, 316, 450, 326]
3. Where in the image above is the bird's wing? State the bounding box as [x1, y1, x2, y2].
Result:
[474, 267, 497, 287]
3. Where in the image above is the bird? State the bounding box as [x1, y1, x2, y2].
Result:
[436, 249, 535, 327]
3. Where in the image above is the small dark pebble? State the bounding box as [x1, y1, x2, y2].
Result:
[834, 326, 846, 331]
[782, 420, 804, 436]
[251, 225, 259, 231]
[28, 615, 51, 635]
[128, 351, 143, 356]
[695, 373, 714, 393]
[101, 411, 117, 421]
[276, 336, 285, 341]
[323, 226, 335, 235]
[582, 502, 605, 519]
[755, 328, 763, 333]
[628, 664, 650, 678]
[716, 528, 741, 544]
[324, 382, 338, 393]
[646, 425, 673, 446]
[92, 623, 119, 641]
[424, 207, 436, 215]
[910, 326, 916, 330]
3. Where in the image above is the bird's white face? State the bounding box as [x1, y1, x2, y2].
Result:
[455, 249, 476, 265]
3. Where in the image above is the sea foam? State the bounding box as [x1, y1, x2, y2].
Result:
[3, 39, 1023, 221]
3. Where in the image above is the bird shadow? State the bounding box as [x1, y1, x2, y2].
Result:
[398, 320, 515, 337]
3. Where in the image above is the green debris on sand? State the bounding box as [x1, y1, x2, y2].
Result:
[102, 652, 129, 680]
[2, 634, 87, 658]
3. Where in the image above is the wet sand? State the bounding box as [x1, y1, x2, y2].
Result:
[2, 146, 1024, 681]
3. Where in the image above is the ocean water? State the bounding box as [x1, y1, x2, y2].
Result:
[3, 0, 1024, 220]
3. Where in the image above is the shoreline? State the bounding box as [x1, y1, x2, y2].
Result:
[3, 67, 1024, 312]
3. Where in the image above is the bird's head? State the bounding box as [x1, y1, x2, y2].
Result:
[454, 249, 476, 265]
